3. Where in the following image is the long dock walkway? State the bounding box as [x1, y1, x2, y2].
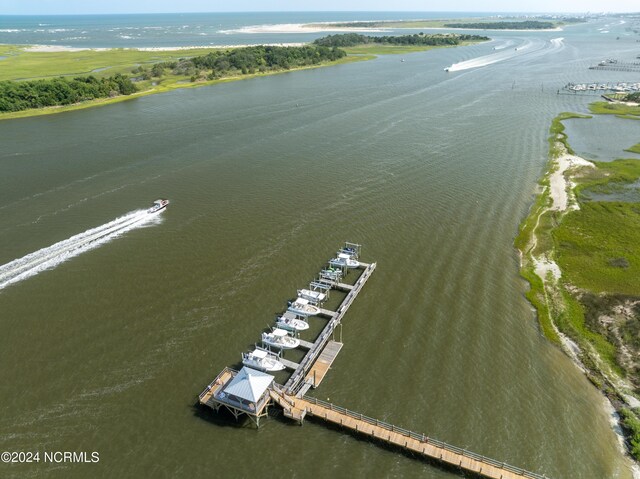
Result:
[283, 261, 377, 396]
[271, 389, 548, 479]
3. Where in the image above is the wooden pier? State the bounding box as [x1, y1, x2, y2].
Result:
[271, 389, 548, 479]
[199, 243, 548, 478]
[304, 340, 343, 388]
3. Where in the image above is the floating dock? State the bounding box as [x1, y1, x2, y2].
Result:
[198, 242, 548, 478]
[284, 259, 376, 397]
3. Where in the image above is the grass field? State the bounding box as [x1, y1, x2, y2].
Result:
[0, 47, 372, 120]
[0, 45, 258, 81]
[0, 35, 479, 120]
[589, 101, 640, 119]
[516, 111, 640, 407]
[555, 201, 640, 295]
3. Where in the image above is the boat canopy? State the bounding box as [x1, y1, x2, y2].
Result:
[293, 297, 309, 305]
[223, 366, 274, 403]
[272, 328, 289, 337]
[338, 253, 351, 260]
[251, 349, 269, 359]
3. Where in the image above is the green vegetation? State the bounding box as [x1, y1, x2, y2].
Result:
[0, 44, 356, 119]
[314, 32, 489, 48]
[0, 74, 137, 112]
[444, 20, 555, 29]
[548, 112, 591, 156]
[307, 17, 574, 29]
[516, 109, 640, 460]
[0, 46, 238, 82]
[555, 167, 640, 295]
[183, 44, 346, 77]
[589, 101, 640, 119]
[620, 408, 640, 460]
[626, 143, 640, 154]
[0, 33, 484, 119]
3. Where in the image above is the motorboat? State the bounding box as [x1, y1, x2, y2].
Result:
[276, 312, 309, 332]
[329, 253, 359, 269]
[262, 328, 300, 350]
[320, 268, 342, 281]
[242, 348, 285, 372]
[148, 198, 169, 213]
[287, 297, 320, 316]
[297, 288, 326, 304]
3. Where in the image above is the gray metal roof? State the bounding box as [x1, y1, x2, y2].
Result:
[223, 366, 274, 403]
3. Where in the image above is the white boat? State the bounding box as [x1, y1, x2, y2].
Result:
[330, 253, 359, 269]
[297, 288, 326, 304]
[262, 328, 300, 350]
[320, 268, 342, 281]
[242, 348, 285, 372]
[288, 297, 320, 316]
[148, 198, 169, 213]
[276, 312, 309, 332]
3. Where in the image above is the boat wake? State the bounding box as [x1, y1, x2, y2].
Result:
[0, 209, 162, 291]
[445, 38, 564, 72]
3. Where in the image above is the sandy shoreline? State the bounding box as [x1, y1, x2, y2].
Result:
[223, 22, 562, 34]
[533, 152, 593, 282]
[549, 153, 594, 212]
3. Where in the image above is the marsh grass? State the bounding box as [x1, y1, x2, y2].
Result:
[0, 52, 370, 120]
[589, 101, 640, 119]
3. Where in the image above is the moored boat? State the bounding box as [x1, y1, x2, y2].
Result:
[148, 198, 169, 213]
[276, 312, 309, 332]
[329, 253, 359, 269]
[242, 348, 285, 372]
[288, 297, 320, 316]
[320, 268, 342, 281]
[297, 288, 326, 304]
[262, 328, 300, 350]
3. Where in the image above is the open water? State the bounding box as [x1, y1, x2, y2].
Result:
[0, 12, 639, 479]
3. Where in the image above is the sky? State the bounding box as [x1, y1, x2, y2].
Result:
[1, 0, 638, 15]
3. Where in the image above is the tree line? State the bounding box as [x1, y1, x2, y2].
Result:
[313, 33, 489, 48]
[443, 21, 555, 29]
[0, 74, 137, 112]
[145, 45, 346, 82]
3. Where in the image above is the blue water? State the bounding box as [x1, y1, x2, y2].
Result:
[1, 11, 532, 48]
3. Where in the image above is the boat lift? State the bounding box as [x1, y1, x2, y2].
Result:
[339, 241, 361, 259]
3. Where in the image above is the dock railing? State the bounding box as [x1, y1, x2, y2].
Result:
[285, 262, 376, 395]
[303, 396, 548, 479]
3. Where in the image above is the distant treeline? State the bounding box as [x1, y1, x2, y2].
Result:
[0, 74, 137, 112]
[147, 45, 346, 81]
[444, 21, 555, 29]
[313, 33, 489, 48]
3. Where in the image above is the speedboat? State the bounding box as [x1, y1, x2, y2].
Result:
[262, 328, 300, 350]
[297, 288, 326, 304]
[329, 253, 359, 269]
[320, 268, 342, 281]
[276, 312, 309, 332]
[148, 198, 169, 213]
[242, 348, 285, 372]
[287, 297, 320, 317]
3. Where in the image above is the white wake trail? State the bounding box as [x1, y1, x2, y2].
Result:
[0, 209, 162, 290]
[445, 38, 563, 72]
